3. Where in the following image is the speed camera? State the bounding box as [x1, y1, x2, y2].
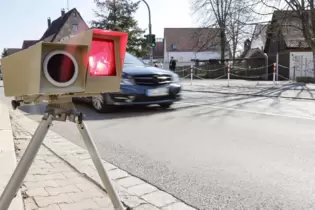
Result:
[0, 29, 128, 104]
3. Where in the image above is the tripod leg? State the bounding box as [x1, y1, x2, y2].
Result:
[0, 114, 53, 210]
[76, 120, 125, 210]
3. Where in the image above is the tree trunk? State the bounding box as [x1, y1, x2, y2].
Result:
[220, 27, 226, 64]
[232, 42, 237, 65]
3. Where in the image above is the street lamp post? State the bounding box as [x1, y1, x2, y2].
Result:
[141, 0, 153, 65]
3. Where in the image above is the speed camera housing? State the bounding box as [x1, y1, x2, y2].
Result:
[1, 42, 88, 97]
[0, 29, 128, 104]
[59, 29, 128, 94]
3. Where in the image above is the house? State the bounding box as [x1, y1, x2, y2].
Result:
[4, 48, 21, 56]
[164, 28, 230, 67]
[40, 8, 89, 42]
[4, 8, 89, 57]
[238, 24, 268, 72]
[153, 38, 164, 59]
[264, 10, 313, 79]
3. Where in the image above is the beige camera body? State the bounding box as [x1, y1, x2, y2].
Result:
[1, 29, 128, 104]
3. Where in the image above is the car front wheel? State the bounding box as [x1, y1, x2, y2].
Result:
[91, 95, 116, 113]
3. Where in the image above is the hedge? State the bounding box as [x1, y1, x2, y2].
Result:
[296, 77, 315, 83]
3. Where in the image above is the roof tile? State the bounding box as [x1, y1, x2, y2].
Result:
[270, 10, 311, 48]
[40, 8, 76, 41]
[164, 28, 221, 52]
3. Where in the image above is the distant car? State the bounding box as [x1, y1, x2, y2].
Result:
[74, 52, 181, 113]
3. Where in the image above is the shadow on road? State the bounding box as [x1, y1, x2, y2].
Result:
[17, 82, 314, 121]
[242, 83, 314, 99]
[18, 102, 177, 121]
[182, 84, 312, 118]
[77, 103, 176, 121]
[189, 95, 267, 118]
[189, 82, 315, 100]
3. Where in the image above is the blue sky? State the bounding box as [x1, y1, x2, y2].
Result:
[0, 0, 197, 53]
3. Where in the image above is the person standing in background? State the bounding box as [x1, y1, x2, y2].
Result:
[169, 56, 176, 71]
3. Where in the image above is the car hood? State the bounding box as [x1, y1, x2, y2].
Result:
[123, 66, 173, 76]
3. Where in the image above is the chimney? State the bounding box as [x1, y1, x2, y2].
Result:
[47, 17, 51, 27]
[244, 39, 251, 51]
[61, 8, 66, 16]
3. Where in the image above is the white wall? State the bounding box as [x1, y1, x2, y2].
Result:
[289, 52, 314, 79]
[163, 51, 221, 67]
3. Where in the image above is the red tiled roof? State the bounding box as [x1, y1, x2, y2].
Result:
[153, 41, 164, 58]
[164, 28, 221, 52]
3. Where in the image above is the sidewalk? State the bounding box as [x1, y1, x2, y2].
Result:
[4, 107, 196, 210]
[181, 79, 315, 100]
[0, 101, 24, 210]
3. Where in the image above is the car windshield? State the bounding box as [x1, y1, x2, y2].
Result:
[124, 52, 146, 67]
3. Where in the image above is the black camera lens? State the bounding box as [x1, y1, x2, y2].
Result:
[46, 53, 75, 83]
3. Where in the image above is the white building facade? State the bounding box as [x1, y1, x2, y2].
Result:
[163, 28, 230, 68]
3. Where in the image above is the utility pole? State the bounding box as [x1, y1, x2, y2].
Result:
[141, 0, 153, 65]
[67, 0, 70, 10]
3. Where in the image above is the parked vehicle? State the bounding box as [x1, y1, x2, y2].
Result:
[74, 52, 181, 113]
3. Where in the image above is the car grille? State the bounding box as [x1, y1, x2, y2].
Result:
[132, 74, 172, 86]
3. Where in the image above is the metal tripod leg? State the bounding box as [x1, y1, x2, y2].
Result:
[76, 120, 125, 210]
[0, 114, 53, 210]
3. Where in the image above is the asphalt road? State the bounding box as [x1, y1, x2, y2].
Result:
[2, 80, 315, 209]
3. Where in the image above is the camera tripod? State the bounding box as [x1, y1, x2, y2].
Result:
[0, 99, 127, 210]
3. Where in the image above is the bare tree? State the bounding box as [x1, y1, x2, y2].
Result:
[192, 0, 257, 62]
[226, 0, 258, 61]
[192, 0, 233, 62]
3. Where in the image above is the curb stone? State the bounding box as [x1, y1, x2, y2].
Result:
[0, 101, 24, 210]
[9, 108, 197, 210]
[182, 88, 315, 101]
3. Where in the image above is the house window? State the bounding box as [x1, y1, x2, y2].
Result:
[171, 44, 177, 50]
[73, 11, 77, 17]
[72, 24, 79, 33]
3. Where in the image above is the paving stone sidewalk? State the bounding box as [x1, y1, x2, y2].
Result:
[10, 108, 196, 210]
[181, 79, 315, 100]
[0, 101, 24, 210]
[14, 129, 114, 210]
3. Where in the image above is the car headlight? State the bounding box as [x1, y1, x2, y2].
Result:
[121, 73, 134, 85]
[172, 73, 180, 83]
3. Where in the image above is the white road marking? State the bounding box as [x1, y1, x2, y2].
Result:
[177, 102, 315, 121]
